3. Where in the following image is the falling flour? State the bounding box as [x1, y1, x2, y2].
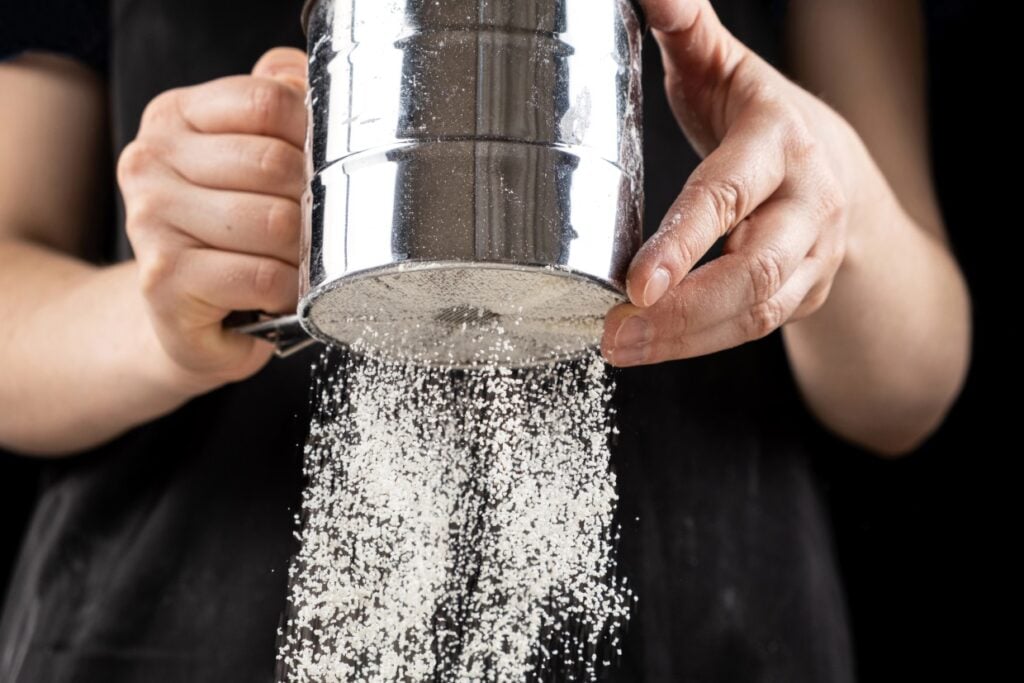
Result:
[277, 347, 631, 682]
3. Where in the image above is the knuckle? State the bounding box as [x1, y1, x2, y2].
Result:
[668, 297, 689, 337]
[819, 181, 848, 225]
[691, 177, 746, 232]
[667, 233, 695, 274]
[745, 298, 785, 339]
[758, 91, 790, 119]
[745, 248, 785, 303]
[138, 250, 177, 298]
[140, 89, 181, 129]
[248, 80, 286, 129]
[251, 258, 284, 298]
[125, 192, 166, 230]
[263, 199, 300, 249]
[117, 140, 161, 185]
[783, 115, 818, 163]
[256, 138, 294, 177]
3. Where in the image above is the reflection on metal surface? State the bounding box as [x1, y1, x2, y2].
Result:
[266, 0, 643, 365]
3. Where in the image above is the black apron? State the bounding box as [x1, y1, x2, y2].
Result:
[1, 1, 855, 680]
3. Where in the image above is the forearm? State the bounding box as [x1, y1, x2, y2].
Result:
[782, 139, 971, 455]
[0, 239, 196, 455]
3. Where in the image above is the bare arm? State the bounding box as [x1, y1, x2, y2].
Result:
[602, 0, 971, 455]
[782, 0, 970, 454]
[0, 50, 307, 455]
[0, 54, 181, 455]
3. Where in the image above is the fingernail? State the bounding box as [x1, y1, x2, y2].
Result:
[614, 315, 652, 349]
[642, 267, 671, 307]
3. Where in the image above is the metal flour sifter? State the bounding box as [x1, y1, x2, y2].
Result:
[234, 0, 645, 366]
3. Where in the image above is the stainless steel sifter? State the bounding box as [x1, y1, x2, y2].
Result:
[235, 0, 644, 366]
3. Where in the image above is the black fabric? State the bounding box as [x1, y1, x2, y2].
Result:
[0, 1, 855, 681]
[0, 1, 109, 72]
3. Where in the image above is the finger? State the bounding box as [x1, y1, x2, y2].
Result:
[147, 248, 299, 318]
[149, 182, 301, 266]
[603, 256, 825, 367]
[651, 198, 820, 335]
[626, 104, 787, 308]
[166, 132, 305, 200]
[252, 47, 307, 92]
[640, 0, 741, 78]
[176, 75, 307, 148]
[641, 0, 753, 140]
[789, 241, 842, 322]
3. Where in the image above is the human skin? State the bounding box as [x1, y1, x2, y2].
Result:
[0, 1, 969, 456]
[0, 48, 308, 454]
[601, 0, 970, 454]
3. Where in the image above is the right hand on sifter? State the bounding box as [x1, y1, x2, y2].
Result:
[118, 47, 306, 392]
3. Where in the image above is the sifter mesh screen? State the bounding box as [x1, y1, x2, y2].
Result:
[304, 263, 625, 367]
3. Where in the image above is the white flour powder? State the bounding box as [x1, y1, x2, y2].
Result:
[277, 348, 631, 682]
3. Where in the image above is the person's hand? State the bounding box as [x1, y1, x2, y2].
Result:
[603, 0, 864, 367]
[118, 48, 307, 392]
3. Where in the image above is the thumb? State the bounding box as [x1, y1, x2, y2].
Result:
[251, 47, 307, 92]
[640, 0, 741, 71]
[640, 0, 755, 150]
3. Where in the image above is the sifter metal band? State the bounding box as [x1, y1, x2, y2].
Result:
[239, 0, 644, 366]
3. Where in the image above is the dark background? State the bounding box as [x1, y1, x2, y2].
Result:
[813, 2, 1001, 680]
[0, 2, 998, 680]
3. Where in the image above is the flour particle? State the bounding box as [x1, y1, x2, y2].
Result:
[277, 348, 631, 682]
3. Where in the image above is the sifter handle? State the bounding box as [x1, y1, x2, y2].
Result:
[223, 311, 318, 358]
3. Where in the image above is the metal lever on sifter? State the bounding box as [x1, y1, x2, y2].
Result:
[224, 312, 317, 358]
